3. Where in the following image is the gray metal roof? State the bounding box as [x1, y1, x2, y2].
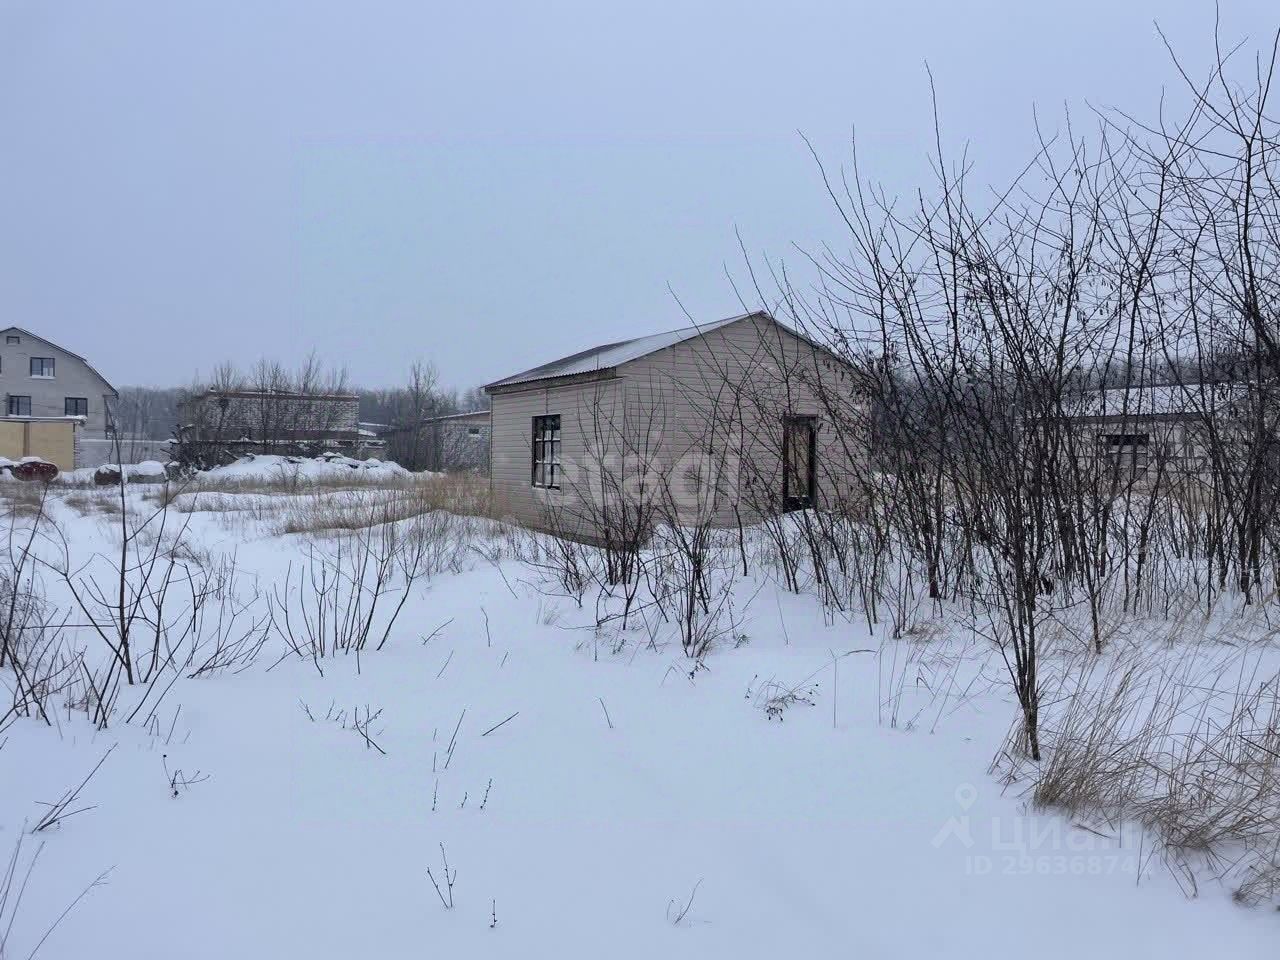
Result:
[484, 312, 761, 391]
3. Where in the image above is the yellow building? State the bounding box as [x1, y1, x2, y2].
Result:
[0, 416, 80, 473]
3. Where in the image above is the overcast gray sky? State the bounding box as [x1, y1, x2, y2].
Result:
[2, 1, 1276, 391]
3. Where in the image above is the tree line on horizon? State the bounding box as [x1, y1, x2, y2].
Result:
[111, 359, 490, 442]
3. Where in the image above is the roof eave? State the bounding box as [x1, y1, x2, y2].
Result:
[484, 367, 622, 395]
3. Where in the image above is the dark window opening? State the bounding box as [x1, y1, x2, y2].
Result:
[7, 395, 32, 416]
[532, 415, 561, 489]
[5, 335, 19, 345]
[782, 415, 817, 511]
[65, 397, 89, 417]
[1101, 433, 1149, 448]
[1100, 432, 1150, 472]
[30, 357, 54, 377]
[467, 427, 481, 437]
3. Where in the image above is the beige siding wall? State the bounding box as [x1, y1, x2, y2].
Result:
[0, 418, 78, 471]
[489, 376, 628, 535]
[27, 420, 76, 470]
[1065, 416, 1218, 482]
[488, 315, 866, 537]
[0, 421, 23, 462]
[619, 313, 865, 525]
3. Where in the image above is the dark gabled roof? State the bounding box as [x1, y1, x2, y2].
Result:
[484, 312, 763, 391]
[0, 326, 119, 396]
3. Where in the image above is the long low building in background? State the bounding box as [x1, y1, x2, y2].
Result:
[177, 388, 383, 455]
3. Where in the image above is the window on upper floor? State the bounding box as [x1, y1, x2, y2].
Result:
[65, 397, 88, 417]
[7, 395, 31, 416]
[5, 335, 19, 345]
[30, 357, 54, 378]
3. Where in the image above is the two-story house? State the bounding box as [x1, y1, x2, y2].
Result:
[0, 327, 118, 438]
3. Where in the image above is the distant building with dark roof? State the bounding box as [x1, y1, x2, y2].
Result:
[378, 410, 491, 472]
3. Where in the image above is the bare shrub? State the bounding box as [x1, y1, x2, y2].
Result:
[649, 516, 750, 661]
[426, 843, 457, 910]
[183, 554, 271, 678]
[666, 879, 703, 927]
[271, 512, 444, 668]
[512, 525, 604, 606]
[299, 699, 389, 754]
[0, 495, 81, 731]
[51, 478, 205, 695]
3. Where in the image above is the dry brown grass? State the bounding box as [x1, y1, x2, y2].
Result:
[1018, 635, 1280, 904]
[140, 468, 425, 505]
[134, 469, 492, 534]
[276, 472, 493, 536]
[59, 489, 124, 517]
[0, 482, 50, 518]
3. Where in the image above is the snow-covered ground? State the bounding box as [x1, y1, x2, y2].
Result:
[1, 479, 1276, 958]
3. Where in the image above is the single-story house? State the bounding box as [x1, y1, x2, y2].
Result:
[1059, 382, 1251, 479]
[378, 410, 491, 472]
[482, 311, 866, 537]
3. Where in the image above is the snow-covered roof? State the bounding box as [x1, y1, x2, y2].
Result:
[484, 312, 761, 391]
[1063, 382, 1248, 419]
[426, 410, 491, 422]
